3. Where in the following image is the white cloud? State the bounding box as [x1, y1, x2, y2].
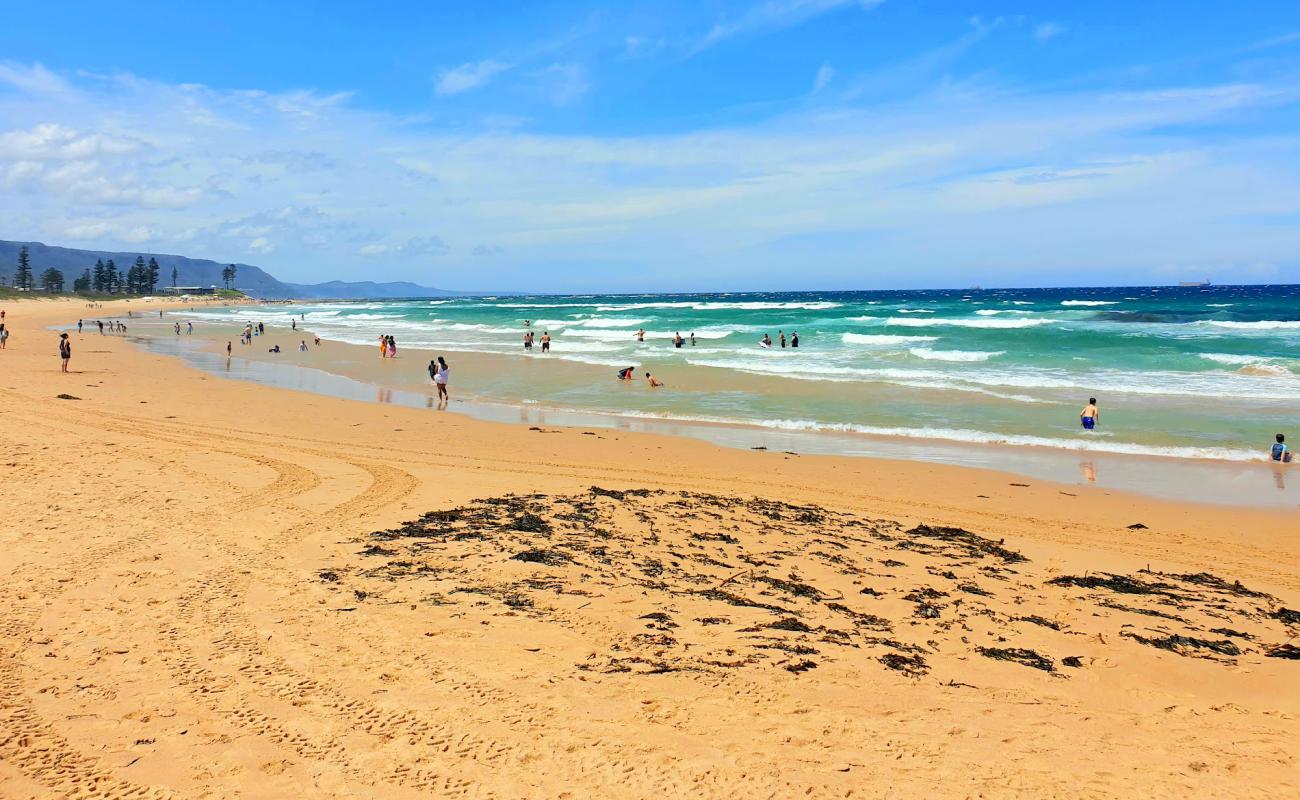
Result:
[1, 62, 1297, 288]
[62, 221, 158, 243]
[0, 123, 142, 160]
[0, 61, 71, 94]
[698, 0, 884, 51]
[534, 63, 590, 106]
[435, 60, 512, 96]
[359, 235, 449, 257]
[813, 62, 835, 92]
[1034, 22, 1065, 42]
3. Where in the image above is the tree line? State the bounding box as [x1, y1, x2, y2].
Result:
[9, 246, 164, 294]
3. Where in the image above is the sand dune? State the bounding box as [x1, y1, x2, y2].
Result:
[0, 298, 1296, 798]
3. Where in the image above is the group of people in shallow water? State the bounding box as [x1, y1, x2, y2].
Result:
[760, 330, 799, 348]
[378, 335, 398, 358]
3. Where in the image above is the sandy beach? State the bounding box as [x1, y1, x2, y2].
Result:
[2, 297, 1298, 799]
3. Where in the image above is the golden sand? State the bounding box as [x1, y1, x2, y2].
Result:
[1, 297, 1297, 798]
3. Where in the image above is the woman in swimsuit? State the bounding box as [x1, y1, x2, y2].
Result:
[435, 356, 449, 403]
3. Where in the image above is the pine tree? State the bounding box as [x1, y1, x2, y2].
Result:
[40, 267, 64, 292]
[147, 257, 160, 293]
[74, 269, 91, 292]
[171, 265, 178, 288]
[131, 256, 146, 295]
[14, 245, 33, 290]
[105, 259, 118, 293]
[93, 259, 106, 292]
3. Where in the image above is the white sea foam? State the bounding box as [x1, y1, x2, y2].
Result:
[896, 308, 935, 313]
[885, 317, 1055, 329]
[576, 317, 649, 328]
[601, 411, 1259, 462]
[1061, 300, 1118, 306]
[909, 348, 1005, 362]
[842, 333, 938, 345]
[1199, 320, 1300, 331]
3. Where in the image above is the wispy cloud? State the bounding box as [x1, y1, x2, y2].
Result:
[1034, 22, 1065, 42]
[0, 61, 72, 94]
[696, 0, 884, 52]
[813, 62, 836, 92]
[533, 63, 590, 106]
[435, 60, 512, 96]
[1, 63, 1297, 288]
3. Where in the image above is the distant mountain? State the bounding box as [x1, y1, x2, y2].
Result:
[0, 240, 457, 299]
[280, 279, 456, 300]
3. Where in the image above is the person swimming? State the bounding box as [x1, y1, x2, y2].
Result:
[1080, 397, 1099, 430]
[645, 372, 664, 388]
[1271, 433, 1293, 463]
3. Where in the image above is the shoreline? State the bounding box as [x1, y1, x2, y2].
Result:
[122, 311, 1300, 509]
[4, 296, 1299, 798]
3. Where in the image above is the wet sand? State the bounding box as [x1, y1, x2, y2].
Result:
[1, 297, 1297, 799]
[135, 313, 1300, 507]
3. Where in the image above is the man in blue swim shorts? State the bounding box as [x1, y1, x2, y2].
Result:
[1080, 397, 1099, 431]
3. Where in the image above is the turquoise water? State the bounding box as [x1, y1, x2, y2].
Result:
[184, 285, 1300, 462]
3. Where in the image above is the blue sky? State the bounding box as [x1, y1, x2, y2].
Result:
[2, 1, 1299, 291]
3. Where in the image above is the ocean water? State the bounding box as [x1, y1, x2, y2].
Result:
[182, 285, 1300, 462]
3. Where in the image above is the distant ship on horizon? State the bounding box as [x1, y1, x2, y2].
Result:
[1179, 280, 1211, 287]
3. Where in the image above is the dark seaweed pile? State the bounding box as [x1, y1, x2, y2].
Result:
[318, 488, 1298, 682]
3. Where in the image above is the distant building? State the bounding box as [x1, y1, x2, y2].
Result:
[160, 285, 219, 295]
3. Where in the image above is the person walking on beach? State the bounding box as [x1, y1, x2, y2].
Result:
[387, 336, 397, 358]
[379, 335, 387, 357]
[292, 318, 297, 331]
[77, 319, 83, 334]
[434, 356, 449, 405]
[1080, 398, 1099, 431]
[299, 340, 308, 352]
[428, 359, 438, 385]
[541, 331, 551, 353]
[59, 333, 71, 373]
[187, 322, 193, 335]
[0, 324, 8, 350]
[97, 320, 104, 335]
[227, 340, 232, 356]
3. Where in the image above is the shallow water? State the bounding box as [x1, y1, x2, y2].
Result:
[137, 334, 1300, 508]
[175, 286, 1300, 464]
